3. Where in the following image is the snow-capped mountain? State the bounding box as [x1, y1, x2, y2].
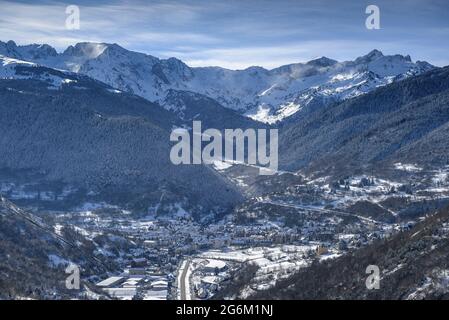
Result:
[0, 40, 435, 123]
[0, 54, 78, 88]
[0, 53, 125, 93]
[0, 55, 35, 78]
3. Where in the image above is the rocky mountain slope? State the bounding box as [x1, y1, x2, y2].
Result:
[0, 196, 110, 299]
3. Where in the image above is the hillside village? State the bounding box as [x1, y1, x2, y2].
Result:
[2, 161, 447, 299]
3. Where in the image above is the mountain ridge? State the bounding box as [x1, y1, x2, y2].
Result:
[279, 65, 449, 175]
[0, 61, 244, 217]
[0, 40, 435, 123]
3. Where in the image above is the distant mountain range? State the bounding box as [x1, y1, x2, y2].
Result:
[0, 40, 435, 123]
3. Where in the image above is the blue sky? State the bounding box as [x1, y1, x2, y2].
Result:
[0, 0, 448, 69]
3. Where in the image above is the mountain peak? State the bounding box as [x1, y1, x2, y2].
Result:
[6, 40, 17, 48]
[19, 43, 58, 59]
[165, 56, 188, 67]
[243, 66, 268, 74]
[356, 49, 384, 63]
[0, 40, 21, 59]
[307, 56, 338, 67]
[63, 42, 108, 59]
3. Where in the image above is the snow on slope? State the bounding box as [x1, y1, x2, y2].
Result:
[0, 55, 35, 77]
[0, 54, 116, 91]
[0, 41, 435, 123]
[0, 55, 72, 88]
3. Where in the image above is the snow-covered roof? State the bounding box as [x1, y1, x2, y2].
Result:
[96, 276, 124, 287]
[205, 259, 226, 269]
[201, 276, 219, 284]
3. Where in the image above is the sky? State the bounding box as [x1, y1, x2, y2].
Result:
[0, 0, 448, 69]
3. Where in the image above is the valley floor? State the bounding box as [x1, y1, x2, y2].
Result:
[2, 162, 448, 300]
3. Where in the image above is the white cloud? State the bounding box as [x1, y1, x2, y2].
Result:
[163, 40, 421, 69]
[0, 0, 447, 68]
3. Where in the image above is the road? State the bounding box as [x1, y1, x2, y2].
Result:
[179, 259, 191, 300]
[259, 200, 380, 224]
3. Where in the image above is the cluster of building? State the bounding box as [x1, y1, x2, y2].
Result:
[44, 169, 449, 299]
[95, 269, 169, 300]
